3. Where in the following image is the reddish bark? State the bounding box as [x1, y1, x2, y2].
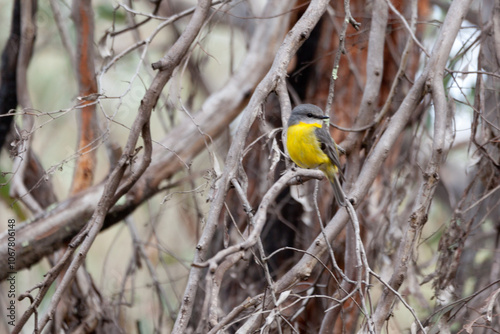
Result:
[71, 0, 98, 194]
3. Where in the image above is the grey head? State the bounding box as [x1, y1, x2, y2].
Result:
[287, 104, 329, 126]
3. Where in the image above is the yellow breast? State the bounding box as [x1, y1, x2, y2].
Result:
[286, 122, 330, 169]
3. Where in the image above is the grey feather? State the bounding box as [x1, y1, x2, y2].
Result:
[288, 104, 325, 126]
[315, 126, 345, 181]
[330, 173, 346, 207]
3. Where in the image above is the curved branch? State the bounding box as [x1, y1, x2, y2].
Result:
[12, 0, 213, 331]
[172, 0, 331, 331]
[10, 0, 40, 213]
[236, 0, 473, 331]
[370, 0, 472, 330]
[0, 0, 282, 282]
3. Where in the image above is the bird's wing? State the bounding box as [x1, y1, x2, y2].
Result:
[315, 125, 345, 181]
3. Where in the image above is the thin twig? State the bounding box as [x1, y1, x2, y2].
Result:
[10, 0, 41, 214]
[375, 0, 418, 124]
[325, 2, 354, 116]
[173, 1, 323, 330]
[193, 169, 324, 268]
[48, 0, 76, 69]
[385, 0, 430, 58]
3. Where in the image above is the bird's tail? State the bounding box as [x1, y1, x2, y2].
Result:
[330, 177, 346, 207]
[321, 164, 346, 207]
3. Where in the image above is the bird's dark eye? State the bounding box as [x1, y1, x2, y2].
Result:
[307, 113, 313, 118]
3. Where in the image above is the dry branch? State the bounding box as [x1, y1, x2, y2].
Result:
[70, 0, 99, 194]
[0, 1, 20, 151]
[370, 0, 472, 330]
[172, 0, 332, 331]
[0, 0, 495, 332]
[11, 0, 213, 331]
[10, 0, 40, 214]
[231, 0, 472, 331]
[0, 0, 284, 281]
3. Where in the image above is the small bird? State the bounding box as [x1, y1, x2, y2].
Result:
[286, 104, 346, 206]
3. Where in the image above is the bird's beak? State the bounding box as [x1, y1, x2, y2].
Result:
[319, 115, 329, 120]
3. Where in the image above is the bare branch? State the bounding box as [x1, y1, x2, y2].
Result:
[341, 0, 388, 152]
[370, 0, 473, 331]
[12, 0, 213, 331]
[10, 0, 40, 214]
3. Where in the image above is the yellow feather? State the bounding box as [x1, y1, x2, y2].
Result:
[286, 106, 345, 206]
[286, 122, 330, 169]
